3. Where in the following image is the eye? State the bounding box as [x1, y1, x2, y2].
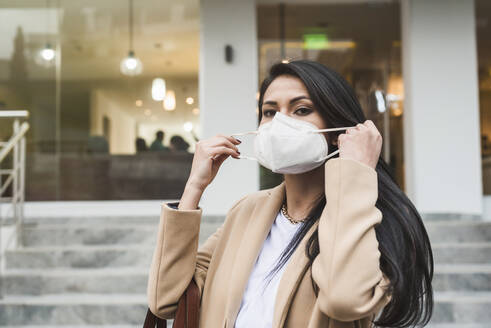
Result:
[294, 107, 313, 115]
[263, 109, 277, 117]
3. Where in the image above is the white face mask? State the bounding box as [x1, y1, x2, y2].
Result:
[232, 112, 353, 174]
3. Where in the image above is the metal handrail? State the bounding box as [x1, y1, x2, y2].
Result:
[0, 122, 29, 162]
[0, 113, 29, 299]
[0, 110, 29, 118]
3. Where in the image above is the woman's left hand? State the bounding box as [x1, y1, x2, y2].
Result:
[337, 120, 382, 170]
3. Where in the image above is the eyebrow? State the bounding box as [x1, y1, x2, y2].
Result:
[263, 95, 310, 106]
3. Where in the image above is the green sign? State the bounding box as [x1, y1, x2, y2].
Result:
[303, 33, 328, 50]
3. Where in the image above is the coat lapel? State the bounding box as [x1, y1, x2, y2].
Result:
[272, 218, 320, 327]
[225, 181, 286, 327]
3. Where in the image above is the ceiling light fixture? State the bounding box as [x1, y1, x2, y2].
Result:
[183, 122, 193, 132]
[120, 0, 142, 76]
[152, 78, 166, 101]
[163, 90, 176, 111]
[36, 0, 56, 68]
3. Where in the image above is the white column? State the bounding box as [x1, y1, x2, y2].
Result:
[401, 0, 482, 216]
[199, 0, 259, 215]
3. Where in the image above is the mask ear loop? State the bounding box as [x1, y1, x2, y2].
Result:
[307, 126, 352, 133]
[323, 149, 340, 161]
[230, 131, 259, 160]
[308, 126, 353, 161]
[231, 131, 258, 137]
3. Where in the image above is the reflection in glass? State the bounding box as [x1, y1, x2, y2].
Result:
[477, 0, 491, 194]
[0, 0, 200, 200]
[257, 2, 404, 189]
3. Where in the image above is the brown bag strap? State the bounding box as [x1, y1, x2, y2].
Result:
[144, 278, 200, 328]
[143, 308, 166, 328]
[184, 279, 200, 328]
[174, 278, 200, 328]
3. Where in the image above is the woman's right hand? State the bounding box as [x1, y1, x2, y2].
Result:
[178, 135, 241, 210]
[188, 134, 241, 190]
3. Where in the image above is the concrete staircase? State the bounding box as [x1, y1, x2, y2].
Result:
[425, 220, 491, 328]
[0, 215, 223, 328]
[0, 215, 490, 327]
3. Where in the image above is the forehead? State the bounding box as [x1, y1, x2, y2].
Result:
[264, 75, 309, 100]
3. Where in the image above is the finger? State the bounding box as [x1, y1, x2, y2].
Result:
[217, 134, 241, 145]
[363, 120, 380, 135]
[356, 123, 366, 130]
[212, 153, 230, 165]
[230, 136, 242, 144]
[338, 133, 347, 144]
[210, 146, 240, 159]
[364, 120, 377, 130]
[211, 137, 240, 153]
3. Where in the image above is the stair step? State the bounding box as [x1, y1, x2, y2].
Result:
[0, 294, 148, 325]
[425, 221, 491, 243]
[431, 291, 491, 324]
[0, 294, 147, 305]
[0, 326, 172, 328]
[20, 219, 491, 248]
[21, 222, 221, 247]
[0, 292, 489, 325]
[0, 326, 170, 328]
[22, 215, 224, 226]
[401, 263, 491, 292]
[21, 225, 157, 247]
[426, 324, 491, 328]
[3, 268, 149, 295]
[23, 216, 161, 225]
[4, 264, 491, 296]
[5, 246, 154, 269]
[432, 243, 491, 263]
[8, 240, 491, 270]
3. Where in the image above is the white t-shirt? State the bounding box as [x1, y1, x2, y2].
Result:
[234, 209, 303, 328]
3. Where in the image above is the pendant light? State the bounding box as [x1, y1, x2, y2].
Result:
[163, 90, 176, 111]
[152, 78, 166, 101]
[36, 0, 55, 68]
[120, 0, 143, 76]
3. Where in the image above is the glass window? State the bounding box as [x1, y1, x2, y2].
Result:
[0, 0, 200, 200]
[477, 0, 491, 194]
[256, 1, 404, 189]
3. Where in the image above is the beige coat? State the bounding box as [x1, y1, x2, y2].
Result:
[147, 157, 392, 328]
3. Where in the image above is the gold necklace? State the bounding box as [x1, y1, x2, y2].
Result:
[281, 203, 308, 224]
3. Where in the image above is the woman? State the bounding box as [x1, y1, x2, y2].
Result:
[147, 60, 433, 327]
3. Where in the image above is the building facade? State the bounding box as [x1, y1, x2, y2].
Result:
[0, 0, 489, 218]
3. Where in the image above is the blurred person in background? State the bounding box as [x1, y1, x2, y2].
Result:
[169, 135, 190, 153]
[135, 137, 148, 153]
[149, 130, 170, 152]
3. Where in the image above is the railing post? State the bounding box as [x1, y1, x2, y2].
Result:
[12, 120, 19, 247]
[0, 172, 2, 301]
[18, 134, 26, 247]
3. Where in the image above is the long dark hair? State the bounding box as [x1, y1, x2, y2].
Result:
[259, 60, 433, 327]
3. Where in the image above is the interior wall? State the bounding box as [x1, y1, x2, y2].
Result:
[90, 89, 136, 154]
